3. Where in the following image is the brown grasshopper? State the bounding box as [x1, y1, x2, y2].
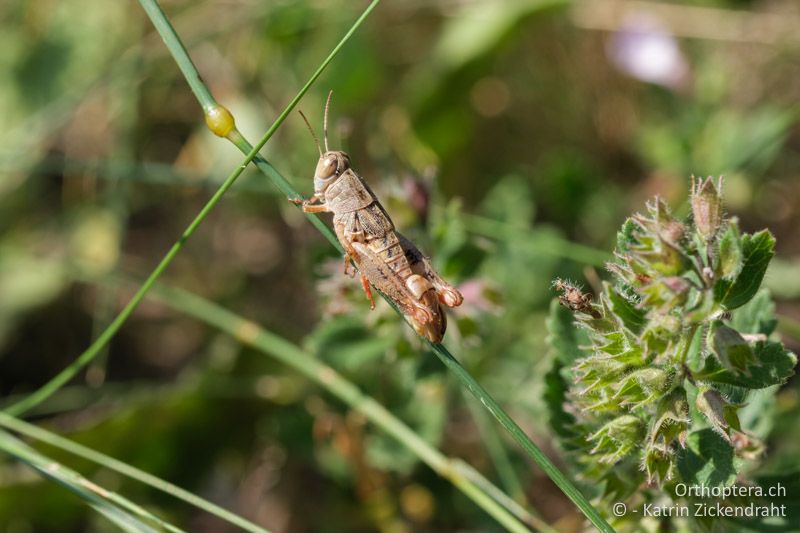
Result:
[291, 92, 462, 343]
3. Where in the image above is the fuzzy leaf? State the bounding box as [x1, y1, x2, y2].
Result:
[676, 428, 738, 488]
[694, 341, 796, 389]
[716, 221, 742, 280]
[644, 447, 675, 485]
[545, 300, 586, 446]
[615, 218, 638, 254]
[544, 359, 580, 446]
[606, 285, 646, 335]
[587, 415, 644, 464]
[592, 330, 647, 366]
[684, 324, 706, 371]
[647, 387, 690, 451]
[546, 299, 588, 365]
[714, 230, 775, 310]
[695, 388, 741, 443]
[643, 388, 689, 484]
[709, 321, 755, 373]
[729, 288, 776, 336]
[640, 276, 690, 312]
[612, 367, 670, 408]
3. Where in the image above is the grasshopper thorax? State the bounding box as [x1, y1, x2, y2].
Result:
[313, 151, 351, 195]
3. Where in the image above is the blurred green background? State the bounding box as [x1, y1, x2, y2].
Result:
[1, 0, 799, 531]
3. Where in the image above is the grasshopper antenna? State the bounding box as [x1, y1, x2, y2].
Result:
[323, 90, 333, 153]
[298, 110, 322, 156]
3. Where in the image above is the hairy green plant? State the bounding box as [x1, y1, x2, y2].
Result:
[547, 177, 797, 530]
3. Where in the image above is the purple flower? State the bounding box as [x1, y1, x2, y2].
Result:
[608, 14, 689, 89]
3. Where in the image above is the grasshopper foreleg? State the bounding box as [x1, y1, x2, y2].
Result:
[289, 194, 330, 213]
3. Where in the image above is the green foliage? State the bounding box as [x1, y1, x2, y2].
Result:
[3, 0, 800, 530]
[547, 178, 798, 530]
[714, 230, 775, 310]
[676, 428, 737, 487]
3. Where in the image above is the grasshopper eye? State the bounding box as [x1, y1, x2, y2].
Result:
[316, 157, 338, 179]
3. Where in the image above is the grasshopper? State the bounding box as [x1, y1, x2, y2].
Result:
[291, 92, 462, 343]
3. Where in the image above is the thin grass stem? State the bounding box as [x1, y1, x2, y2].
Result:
[3, 0, 378, 417]
[0, 429, 184, 533]
[465, 394, 527, 503]
[7, 0, 610, 528]
[425, 343, 611, 531]
[0, 413, 269, 533]
[147, 283, 547, 533]
[134, 1, 609, 528]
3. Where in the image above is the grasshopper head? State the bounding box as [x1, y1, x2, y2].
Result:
[300, 91, 350, 195]
[313, 151, 350, 195]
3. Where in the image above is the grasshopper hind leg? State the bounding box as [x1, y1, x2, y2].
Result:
[411, 307, 446, 344]
[350, 241, 436, 325]
[359, 272, 376, 310]
[404, 274, 438, 324]
[397, 233, 463, 308]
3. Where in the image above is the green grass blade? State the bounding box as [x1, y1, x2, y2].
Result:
[465, 395, 527, 503]
[222, 152, 613, 529]
[147, 283, 547, 533]
[120, 5, 607, 527]
[6, 0, 609, 528]
[428, 342, 611, 531]
[2, 0, 379, 418]
[136, 0, 608, 525]
[0, 429, 182, 533]
[0, 413, 269, 533]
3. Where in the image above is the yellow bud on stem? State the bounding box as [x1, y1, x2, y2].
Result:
[204, 105, 236, 138]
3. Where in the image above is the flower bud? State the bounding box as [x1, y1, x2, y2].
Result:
[661, 276, 690, 295]
[709, 321, 755, 373]
[204, 104, 236, 138]
[691, 176, 723, 240]
[643, 447, 674, 485]
[612, 367, 671, 407]
[731, 430, 764, 460]
[654, 198, 686, 246]
[588, 415, 644, 464]
[695, 388, 741, 443]
[647, 388, 689, 450]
